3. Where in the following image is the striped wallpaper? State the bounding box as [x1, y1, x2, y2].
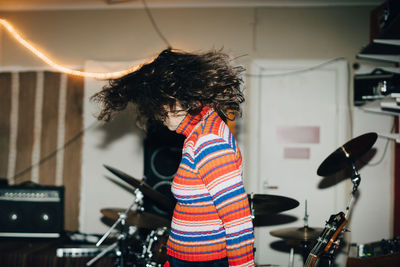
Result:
[0, 71, 84, 231]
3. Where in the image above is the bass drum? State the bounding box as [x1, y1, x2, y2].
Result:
[142, 227, 169, 266]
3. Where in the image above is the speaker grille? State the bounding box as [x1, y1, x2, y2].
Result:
[143, 125, 184, 218]
[0, 186, 64, 238]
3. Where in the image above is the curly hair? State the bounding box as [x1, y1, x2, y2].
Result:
[91, 48, 245, 128]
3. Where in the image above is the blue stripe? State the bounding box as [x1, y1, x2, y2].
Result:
[213, 186, 245, 206]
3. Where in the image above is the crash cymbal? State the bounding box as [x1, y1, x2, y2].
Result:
[270, 226, 323, 242]
[103, 165, 175, 213]
[248, 194, 299, 215]
[317, 132, 377, 176]
[101, 208, 170, 229]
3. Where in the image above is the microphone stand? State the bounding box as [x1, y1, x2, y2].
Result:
[86, 188, 144, 267]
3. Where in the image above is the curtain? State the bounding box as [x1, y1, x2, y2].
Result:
[0, 71, 84, 231]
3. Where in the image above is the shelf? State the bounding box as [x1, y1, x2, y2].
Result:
[363, 106, 400, 116]
[374, 39, 400, 46]
[357, 12, 400, 63]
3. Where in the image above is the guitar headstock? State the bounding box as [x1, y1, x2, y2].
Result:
[304, 212, 348, 267]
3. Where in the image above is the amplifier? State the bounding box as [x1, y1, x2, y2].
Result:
[349, 237, 400, 258]
[0, 185, 64, 238]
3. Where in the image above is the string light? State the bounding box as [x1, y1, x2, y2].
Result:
[0, 19, 139, 79]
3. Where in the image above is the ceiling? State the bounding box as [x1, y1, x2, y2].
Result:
[0, 0, 385, 11]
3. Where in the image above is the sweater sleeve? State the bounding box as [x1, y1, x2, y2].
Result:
[195, 135, 255, 267]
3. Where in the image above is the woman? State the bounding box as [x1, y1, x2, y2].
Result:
[92, 49, 255, 267]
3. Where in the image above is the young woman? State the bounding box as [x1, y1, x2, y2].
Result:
[92, 49, 255, 267]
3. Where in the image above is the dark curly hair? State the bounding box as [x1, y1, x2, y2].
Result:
[91, 48, 245, 128]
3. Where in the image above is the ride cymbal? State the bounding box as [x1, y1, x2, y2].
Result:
[317, 132, 378, 176]
[101, 208, 170, 229]
[248, 194, 299, 215]
[103, 164, 175, 213]
[270, 226, 323, 241]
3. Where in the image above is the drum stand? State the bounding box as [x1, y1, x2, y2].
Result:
[87, 188, 144, 267]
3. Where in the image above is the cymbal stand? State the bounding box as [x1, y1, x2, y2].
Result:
[249, 193, 255, 221]
[345, 159, 361, 219]
[300, 200, 311, 264]
[249, 193, 257, 257]
[321, 159, 360, 267]
[87, 188, 144, 267]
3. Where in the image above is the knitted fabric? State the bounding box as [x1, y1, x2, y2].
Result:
[166, 106, 255, 267]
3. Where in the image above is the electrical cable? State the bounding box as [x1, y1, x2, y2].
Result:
[246, 57, 346, 78]
[142, 0, 171, 49]
[361, 119, 396, 167]
[11, 120, 99, 183]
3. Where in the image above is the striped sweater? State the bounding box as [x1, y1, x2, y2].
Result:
[166, 106, 255, 266]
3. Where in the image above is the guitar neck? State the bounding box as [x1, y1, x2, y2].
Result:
[304, 253, 318, 267]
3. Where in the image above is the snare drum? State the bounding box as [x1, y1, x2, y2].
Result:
[142, 227, 169, 266]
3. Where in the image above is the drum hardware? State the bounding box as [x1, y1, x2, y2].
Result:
[103, 164, 175, 213]
[87, 188, 145, 267]
[270, 201, 323, 265]
[101, 208, 170, 230]
[139, 227, 169, 266]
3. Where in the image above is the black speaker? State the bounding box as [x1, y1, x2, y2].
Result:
[0, 185, 64, 238]
[143, 125, 184, 218]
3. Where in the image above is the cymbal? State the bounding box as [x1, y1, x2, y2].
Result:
[317, 132, 378, 176]
[101, 208, 170, 229]
[248, 194, 299, 215]
[103, 165, 175, 213]
[270, 226, 323, 241]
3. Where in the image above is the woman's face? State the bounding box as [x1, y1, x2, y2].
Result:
[163, 102, 187, 131]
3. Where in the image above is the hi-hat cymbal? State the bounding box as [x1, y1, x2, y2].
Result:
[317, 132, 378, 176]
[103, 165, 175, 213]
[101, 208, 170, 229]
[270, 226, 323, 241]
[248, 194, 299, 215]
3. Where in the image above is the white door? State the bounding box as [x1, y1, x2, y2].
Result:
[245, 59, 349, 266]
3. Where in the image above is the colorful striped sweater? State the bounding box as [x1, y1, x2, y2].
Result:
[166, 106, 255, 267]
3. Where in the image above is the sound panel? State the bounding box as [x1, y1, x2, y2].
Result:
[143, 125, 184, 218]
[0, 185, 64, 238]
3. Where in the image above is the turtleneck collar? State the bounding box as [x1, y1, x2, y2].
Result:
[176, 106, 212, 137]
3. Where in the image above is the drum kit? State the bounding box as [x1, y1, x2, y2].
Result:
[86, 132, 378, 267]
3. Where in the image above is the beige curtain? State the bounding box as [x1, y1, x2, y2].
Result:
[0, 71, 84, 231]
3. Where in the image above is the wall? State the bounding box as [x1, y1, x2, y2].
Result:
[0, 5, 395, 265]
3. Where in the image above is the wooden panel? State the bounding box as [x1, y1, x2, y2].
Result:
[63, 74, 84, 231]
[39, 72, 60, 186]
[14, 72, 36, 184]
[0, 73, 11, 181]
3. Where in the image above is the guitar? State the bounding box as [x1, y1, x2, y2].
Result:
[304, 212, 347, 267]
